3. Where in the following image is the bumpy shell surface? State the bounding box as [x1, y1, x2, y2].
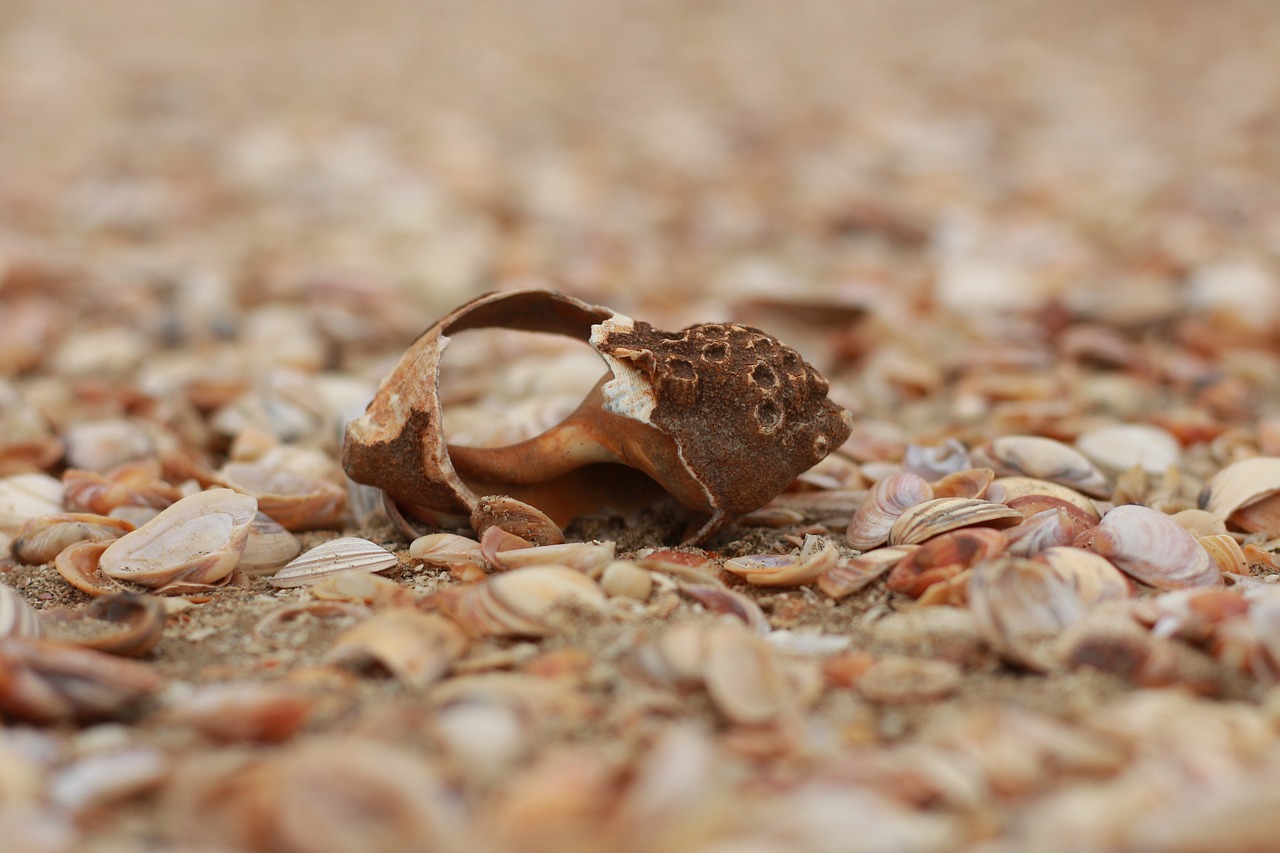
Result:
[1093, 504, 1221, 589]
[98, 489, 257, 589]
[342, 289, 852, 544]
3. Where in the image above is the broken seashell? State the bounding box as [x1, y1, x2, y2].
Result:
[479, 525, 535, 569]
[164, 683, 314, 742]
[409, 533, 486, 575]
[1092, 504, 1222, 589]
[930, 467, 994, 500]
[1171, 508, 1229, 538]
[470, 495, 565, 545]
[98, 489, 257, 590]
[818, 546, 917, 599]
[0, 473, 64, 533]
[1198, 533, 1249, 575]
[268, 537, 399, 588]
[62, 463, 181, 516]
[969, 556, 1087, 671]
[217, 461, 347, 531]
[237, 512, 302, 576]
[679, 583, 771, 633]
[1074, 424, 1181, 476]
[887, 527, 1008, 598]
[327, 609, 467, 688]
[722, 534, 838, 587]
[41, 592, 166, 657]
[1198, 457, 1280, 534]
[489, 540, 616, 576]
[972, 435, 1110, 498]
[54, 540, 117, 597]
[11, 513, 132, 565]
[888, 497, 1023, 546]
[342, 289, 853, 545]
[431, 565, 608, 638]
[0, 637, 163, 723]
[0, 583, 40, 637]
[846, 471, 933, 550]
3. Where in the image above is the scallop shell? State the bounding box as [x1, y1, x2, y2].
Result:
[0, 583, 41, 638]
[98, 489, 257, 590]
[887, 497, 1023, 546]
[1092, 504, 1222, 589]
[846, 471, 933, 550]
[268, 537, 399, 588]
[432, 566, 608, 638]
[722, 534, 838, 587]
[818, 546, 917, 600]
[973, 435, 1110, 498]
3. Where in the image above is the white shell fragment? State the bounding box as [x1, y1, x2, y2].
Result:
[98, 489, 257, 589]
[268, 537, 399, 588]
[1093, 504, 1222, 589]
[887, 497, 1023, 546]
[326, 609, 467, 688]
[722, 534, 838, 587]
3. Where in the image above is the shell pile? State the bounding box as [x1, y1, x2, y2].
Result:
[5, 2, 1280, 851]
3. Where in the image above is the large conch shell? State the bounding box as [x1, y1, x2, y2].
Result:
[343, 289, 852, 543]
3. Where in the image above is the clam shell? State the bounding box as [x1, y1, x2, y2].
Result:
[238, 512, 302, 576]
[0, 636, 163, 723]
[0, 583, 41, 638]
[218, 461, 347, 531]
[99, 489, 257, 590]
[327, 609, 467, 688]
[846, 471, 933, 550]
[470, 495, 565, 546]
[54, 540, 118, 597]
[11, 515, 132, 566]
[986, 477, 1100, 518]
[1075, 424, 1180, 476]
[268, 537, 399, 588]
[491, 540, 616, 576]
[1198, 457, 1280, 523]
[678, 584, 770, 633]
[703, 617, 795, 725]
[818, 546, 917, 600]
[164, 683, 314, 742]
[0, 473, 64, 534]
[41, 592, 166, 657]
[1199, 533, 1249, 575]
[722, 534, 837, 587]
[409, 533, 484, 568]
[63, 464, 180, 515]
[969, 556, 1087, 671]
[435, 566, 608, 638]
[973, 435, 1110, 498]
[931, 467, 995, 500]
[1005, 508, 1094, 557]
[887, 497, 1023, 546]
[1032, 546, 1132, 604]
[887, 527, 1008, 598]
[1092, 504, 1221, 589]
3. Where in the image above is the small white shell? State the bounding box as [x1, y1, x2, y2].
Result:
[99, 489, 257, 589]
[238, 513, 302, 576]
[722, 534, 837, 587]
[268, 537, 399, 588]
[1092, 504, 1221, 589]
[1074, 424, 1181, 476]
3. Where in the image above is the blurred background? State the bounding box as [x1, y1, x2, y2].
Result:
[1, 0, 1278, 395]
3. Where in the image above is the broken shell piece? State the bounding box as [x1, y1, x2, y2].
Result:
[98, 489, 257, 590]
[1093, 504, 1222, 589]
[311, 571, 414, 607]
[41, 593, 166, 657]
[11, 514, 132, 565]
[930, 467, 994, 500]
[818, 546, 917, 600]
[327, 609, 467, 688]
[217, 462, 347, 531]
[342, 289, 853, 545]
[887, 527, 1008, 598]
[268, 537, 399, 588]
[1005, 508, 1094, 557]
[431, 566, 608, 638]
[470, 495, 565, 546]
[0, 473, 64, 533]
[678, 584, 770, 633]
[846, 472, 933, 550]
[237, 513, 302, 576]
[489, 540, 616, 576]
[1199, 457, 1280, 524]
[1171, 508, 1228, 538]
[1199, 533, 1249, 575]
[888, 497, 1023, 546]
[0, 637, 163, 724]
[54, 540, 117, 596]
[969, 556, 1087, 671]
[722, 534, 838, 587]
[0, 583, 40, 637]
[972, 436, 1110, 498]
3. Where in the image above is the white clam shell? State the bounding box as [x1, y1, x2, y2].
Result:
[1093, 504, 1221, 589]
[0, 473, 64, 534]
[975, 436, 1110, 498]
[268, 537, 399, 588]
[491, 540, 616, 575]
[438, 566, 608, 637]
[238, 512, 302, 576]
[888, 497, 1023, 546]
[99, 489, 257, 588]
[1075, 424, 1180, 476]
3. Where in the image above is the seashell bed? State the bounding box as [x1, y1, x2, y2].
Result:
[4, 2, 1280, 850]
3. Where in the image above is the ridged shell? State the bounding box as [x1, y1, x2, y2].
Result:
[887, 497, 1023, 546]
[238, 513, 302, 576]
[818, 546, 917, 600]
[722, 534, 837, 587]
[268, 537, 399, 588]
[1092, 504, 1221, 589]
[1198, 457, 1280, 522]
[1198, 533, 1249, 575]
[470, 495, 565, 546]
[1005, 508, 1094, 557]
[931, 467, 995, 500]
[973, 436, 1110, 498]
[985, 477, 1101, 518]
[99, 489, 257, 589]
[0, 583, 41, 638]
[846, 472, 933, 550]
